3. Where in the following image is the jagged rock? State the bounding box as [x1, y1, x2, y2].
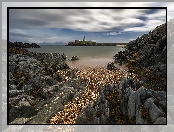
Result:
[153, 91, 166, 101]
[107, 62, 118, 70]
[120, 97, 128, 117]
[53, 73, 63, 82]
[47, 85, 60, 93]
[76, 102, 95, 124]
[136, 86, 153, 103]
[9, 84, 17, 90]
[136, 108, 148, 124]
[9, 90, 25, 97]
[9, 105, 37, 123]
[10, 117, 30, 124]
[144, 98, 164, 123]
[116, 78, 166, 124]
[8, 47, 74, 124]
[153, 117, 166, 124]
[128, 90, 136, 119]
[19, 100, 31, 107]
[71, 56, 79, 61]
[45, 76, 57, 86]
[114, 23, 166, 92]
[22, 85, 33, 91]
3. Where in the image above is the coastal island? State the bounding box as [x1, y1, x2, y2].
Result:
[66, 36, 127, 46]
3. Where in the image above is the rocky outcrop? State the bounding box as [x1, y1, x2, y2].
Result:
[114, 23, 166, 91]
[8, 48, 85, 124]
[9, 41, 41, 48]
[114, 23, 166, 67]
[76, 78, 166, 124]
[112, 22, 168, 123]
[118, 79, 166, 124]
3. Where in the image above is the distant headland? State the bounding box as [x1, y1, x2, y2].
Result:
[9, 41, 41, 48]
[66, 36, 127, 46]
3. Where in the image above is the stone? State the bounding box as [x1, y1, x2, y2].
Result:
[153, 91, 166, 101]
[136, 86, 152, 103]
[125, 87, 133, 97]
[136, 108, 148, 124]
[10, 117, 30, 124]
[71, 56, 79, 61]
[128, 90, 136, 119]
[120, 97, 128, 117]
[144, 98, 164, 123]
[9, 84, 17, 90]
[153, 117, 166, 124]
[9, 105, 37, 123]
[19, 101, 31, 106]
[107, 62, 118, 70]
[45, 76, 56, 86]
[22, 85, 33, 91]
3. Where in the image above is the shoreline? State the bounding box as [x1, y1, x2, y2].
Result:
[8, 46, 166, 124]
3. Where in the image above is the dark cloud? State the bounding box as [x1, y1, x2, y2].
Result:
[7, 7, 166, 43]
[9, 17, 50, 29]
[9, 8, 166, 32]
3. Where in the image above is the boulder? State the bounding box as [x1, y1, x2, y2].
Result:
[128, 90, 136, 119]
[144, 98, 164, 123]
[9, 105, 37, 123]
[136, 108, 148, 124]
[153, 117, 166, 124]
[71, 56, 79, 61]
[107, 62, 118, 70]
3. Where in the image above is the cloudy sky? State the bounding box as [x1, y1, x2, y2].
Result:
[2, 2, 172, 44]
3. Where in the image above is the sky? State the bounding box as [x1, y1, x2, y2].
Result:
[2, 2, 173, 44]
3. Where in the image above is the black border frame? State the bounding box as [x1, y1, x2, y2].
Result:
[7, 6, 167, 125]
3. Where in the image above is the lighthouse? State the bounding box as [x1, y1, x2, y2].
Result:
[83, 36, 86, 41]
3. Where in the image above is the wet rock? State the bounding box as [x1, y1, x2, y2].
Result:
[107, 62, 118, 70]
[8, 47, 73, 124]
[116, 78, 166, 124]
[153, 91, 166, 101]
[136, 86, 153, 103]
[45, 76, 57, 86]
[9, 90, 25, 98]
[153, 117, 166, 124]
[71, 56, 79, 61]
[53, 73, 63, 82]
[9, 84, 17, 90]
[128, 90, 136, 119]
[136, 108, 148, 124]
[22, 85, 33, 91]
[144, 98, 164, 123]
[10, 117, 30, 124]
[9, 105, 38, 123]
[114, 23, 166, 92]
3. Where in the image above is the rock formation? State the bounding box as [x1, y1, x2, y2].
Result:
[8, 48, 87, 124]
[114, 23, 166, 91]
[9, 41, 41, 48]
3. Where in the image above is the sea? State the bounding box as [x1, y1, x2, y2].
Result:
[26, 45, 125, 68]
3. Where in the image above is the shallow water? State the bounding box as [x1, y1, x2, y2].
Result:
[26, 45, 125, 68]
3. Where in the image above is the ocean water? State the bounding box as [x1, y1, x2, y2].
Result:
[26, 45, 125, 68]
